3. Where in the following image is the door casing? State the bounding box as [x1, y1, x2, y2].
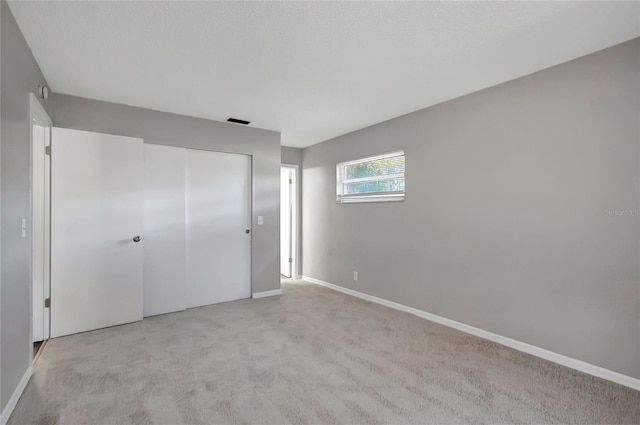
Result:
[281, 164, 298, 279]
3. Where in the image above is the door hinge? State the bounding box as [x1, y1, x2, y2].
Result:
[45, 146, 51, 156]
[289, 179, 292, 184]
[289, 257, 292, 263]
[44, 298, 51, 308]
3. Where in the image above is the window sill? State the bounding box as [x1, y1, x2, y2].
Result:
[336, 195, 405, 204]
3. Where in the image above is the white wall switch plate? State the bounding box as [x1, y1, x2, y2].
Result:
[353, 271, 358, 281]
[258, 216, 264, 225]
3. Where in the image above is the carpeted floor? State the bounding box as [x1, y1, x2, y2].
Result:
[9, 279, 640, 425]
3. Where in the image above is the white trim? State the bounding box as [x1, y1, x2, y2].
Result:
[252, 289, 282, 299]
[0, 367, 32, 425]
[280, 164, 298, 279]
[337, 194, 405, 204]
[302, 275, 640, 391]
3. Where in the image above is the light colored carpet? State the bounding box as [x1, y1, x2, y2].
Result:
[9, 279, 640, 425]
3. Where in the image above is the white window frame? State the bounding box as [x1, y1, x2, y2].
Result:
[336, 150, 405, 204]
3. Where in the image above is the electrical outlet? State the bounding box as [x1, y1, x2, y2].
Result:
[353, 271, 358, 281]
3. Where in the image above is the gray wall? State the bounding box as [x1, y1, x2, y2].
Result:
[302, 39, 640, 379]
[281, 146, 302, 166]
[0, 0, 52, 411]
[52, 94, 281, 296]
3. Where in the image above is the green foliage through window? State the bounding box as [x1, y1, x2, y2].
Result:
[344, 156, 405, 179]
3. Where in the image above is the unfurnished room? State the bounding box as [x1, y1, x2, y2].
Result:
[0, 1, 639, 424]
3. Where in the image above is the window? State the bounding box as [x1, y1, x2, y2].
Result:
[336, 150, 405, 203]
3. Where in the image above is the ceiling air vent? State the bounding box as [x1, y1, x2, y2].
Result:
[227, 117, 251, 125]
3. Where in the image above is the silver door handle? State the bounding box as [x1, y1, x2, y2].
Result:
[133, 236, 144, 242]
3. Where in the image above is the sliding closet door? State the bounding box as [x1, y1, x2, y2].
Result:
[186, 149, 252, 307]
[51, 128, 144, 337]
[143, 144, 186, 317]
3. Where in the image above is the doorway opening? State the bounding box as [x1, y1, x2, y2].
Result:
[280, 165, 298, 278]
[30, 94, 52, 362]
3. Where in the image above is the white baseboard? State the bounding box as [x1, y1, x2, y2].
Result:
[302, 275, 640, 391]
[1, 367, 32, 425]
[252, 289, 282, 299]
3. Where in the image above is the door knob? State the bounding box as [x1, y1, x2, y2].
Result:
[245, 229, 250, 234]
[133, 236, 144, 242]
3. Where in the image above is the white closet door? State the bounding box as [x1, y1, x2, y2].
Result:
[280, 168, 292, 277]
[51, 128, 144, 337]
[143, 144, 186, 317]
[186, 149, 251, 307]
[32, 123, 47, 341]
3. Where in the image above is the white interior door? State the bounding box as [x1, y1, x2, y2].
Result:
[280, 167, 292, 277]
[143, 144, 186, 317]
[51, 128, 144, 338]
[186, 149, 251, 307]
[31, 94, 52, 342]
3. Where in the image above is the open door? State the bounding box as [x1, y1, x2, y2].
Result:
[31, 94, 52, 345]
[51, 128, 144, 337]
[280, 167, 294, 278]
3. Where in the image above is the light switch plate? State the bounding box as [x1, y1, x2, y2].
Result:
[21, 218, 27, 238]
[258, 216, 264, 225]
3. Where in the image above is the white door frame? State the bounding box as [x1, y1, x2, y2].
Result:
[281, 164, 299, 278]
[29, 93, 52, 357]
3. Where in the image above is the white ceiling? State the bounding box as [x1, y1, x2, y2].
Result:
[8, 1, 640, 148]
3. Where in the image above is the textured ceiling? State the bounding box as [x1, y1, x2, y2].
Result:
[8, 1, 640, 148]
